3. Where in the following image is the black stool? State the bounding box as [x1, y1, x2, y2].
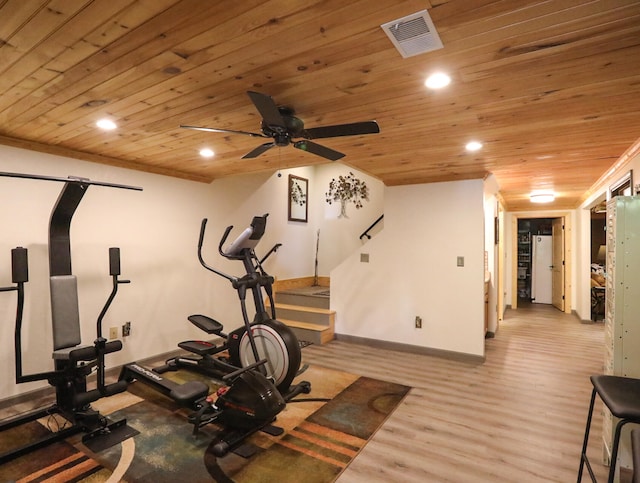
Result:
[578, 375, 640, 482]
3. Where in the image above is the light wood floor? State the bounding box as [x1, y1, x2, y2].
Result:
[0, 304, 623, 482]
[301, 304, 619, 483]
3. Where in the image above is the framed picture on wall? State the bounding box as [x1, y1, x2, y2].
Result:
[288, 174, 308, 222]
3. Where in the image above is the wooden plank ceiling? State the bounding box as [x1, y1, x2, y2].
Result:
[1, 0, 639, 211]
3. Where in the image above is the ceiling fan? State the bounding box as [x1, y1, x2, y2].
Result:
[180, 91, 380, 161]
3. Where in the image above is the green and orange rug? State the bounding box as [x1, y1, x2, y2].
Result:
[0, 365, 410, 482]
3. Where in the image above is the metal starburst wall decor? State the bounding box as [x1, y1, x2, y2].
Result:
[325, 171, 368, 218]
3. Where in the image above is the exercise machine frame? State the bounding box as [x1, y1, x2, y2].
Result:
[0, 172, 142, 464]
[157, 215, 308, 397]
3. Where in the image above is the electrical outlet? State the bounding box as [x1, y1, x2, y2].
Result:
[109, 327, 118, 339]
[122, 321, 131, 337]
[415, 316, 422, 329]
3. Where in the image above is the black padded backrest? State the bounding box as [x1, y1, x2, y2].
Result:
[50, 275, 81, 351]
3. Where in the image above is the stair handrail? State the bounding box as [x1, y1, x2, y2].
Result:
[359, 214, 384, 240]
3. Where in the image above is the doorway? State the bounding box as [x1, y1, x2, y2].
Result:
[511, 213, 571, 313]
[589, 196, 607, 321]
[517, 218, 553, 304]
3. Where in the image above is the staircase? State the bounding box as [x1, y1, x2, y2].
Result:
[268, 284, 335, 345]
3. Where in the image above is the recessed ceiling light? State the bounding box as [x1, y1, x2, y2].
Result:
[465, 141, 483, 152]
[425, 72, 450, 89]
[199, 148, 214, 158]
[96, 118, 117, 130]
[530, 192, 555, 203]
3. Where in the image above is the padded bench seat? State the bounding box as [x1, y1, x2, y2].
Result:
[53, 340, 123, 362]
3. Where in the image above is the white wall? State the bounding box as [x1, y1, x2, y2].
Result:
[0, 147, 219, 398]
[0, 145, 387, 400]
[483, 175, 500, 333]
[574, 207, 592, 320]
[0, 146, 320, 400]
[0, 142, 486, 401]
[312, 163, 385, 277]
[208, 166, 317, 281]
[207, 162, 385, 282]
[330, 179, 486, 357]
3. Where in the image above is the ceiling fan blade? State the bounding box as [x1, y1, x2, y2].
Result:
[247, 91, 287, 130]
[294, 140, 345, 161]
[303, 121, 380, 139]
[180, 125, 267, 138]
[242, 142, 276, 159]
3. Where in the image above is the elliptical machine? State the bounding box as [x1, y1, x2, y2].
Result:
[156, 214, 310, 398]
[120, 214, 309, 456]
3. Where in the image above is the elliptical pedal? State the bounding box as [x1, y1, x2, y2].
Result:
[178, 340, 220, 356]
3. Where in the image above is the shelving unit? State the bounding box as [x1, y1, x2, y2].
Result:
[517, 231, 531, 299]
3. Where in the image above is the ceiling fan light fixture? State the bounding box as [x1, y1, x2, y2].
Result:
[530, 191, 555, 203]
[425, 72, 450, 89]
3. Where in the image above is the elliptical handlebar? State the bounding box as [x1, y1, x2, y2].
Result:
[197, 218, 236, 282]
[217, 224, 235, 258]
[197, 215, 274, 282]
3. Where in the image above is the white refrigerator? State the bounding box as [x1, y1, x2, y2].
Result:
[532, 235, 552, 304]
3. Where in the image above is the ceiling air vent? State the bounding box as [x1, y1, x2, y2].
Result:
[381, 10, 443, 58]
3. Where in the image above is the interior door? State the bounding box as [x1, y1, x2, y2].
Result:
[551, 218, 565, 311]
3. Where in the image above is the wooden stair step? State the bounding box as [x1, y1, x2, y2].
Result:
[275, 291, 330, 309]
[267, 301, 334, 315]
[278, 318, 334, 345]
[278, 318, 330, 331]
[267, 301, 335, 326]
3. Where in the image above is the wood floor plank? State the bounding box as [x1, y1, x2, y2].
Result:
[300, 304, 619, 482]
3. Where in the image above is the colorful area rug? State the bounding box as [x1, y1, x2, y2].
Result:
[0, 365, 410, 482]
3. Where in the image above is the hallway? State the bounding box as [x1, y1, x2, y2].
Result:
[302, 304, 614, 482]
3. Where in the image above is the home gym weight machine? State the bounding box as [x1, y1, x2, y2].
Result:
[155, 214, 311, 399]
[0, 172, 293, 460]
[0, 171, 142, 464]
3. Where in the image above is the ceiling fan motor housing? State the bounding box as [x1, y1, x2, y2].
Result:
[273, 133, 290, 146]
[261, 111, 305, 141]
